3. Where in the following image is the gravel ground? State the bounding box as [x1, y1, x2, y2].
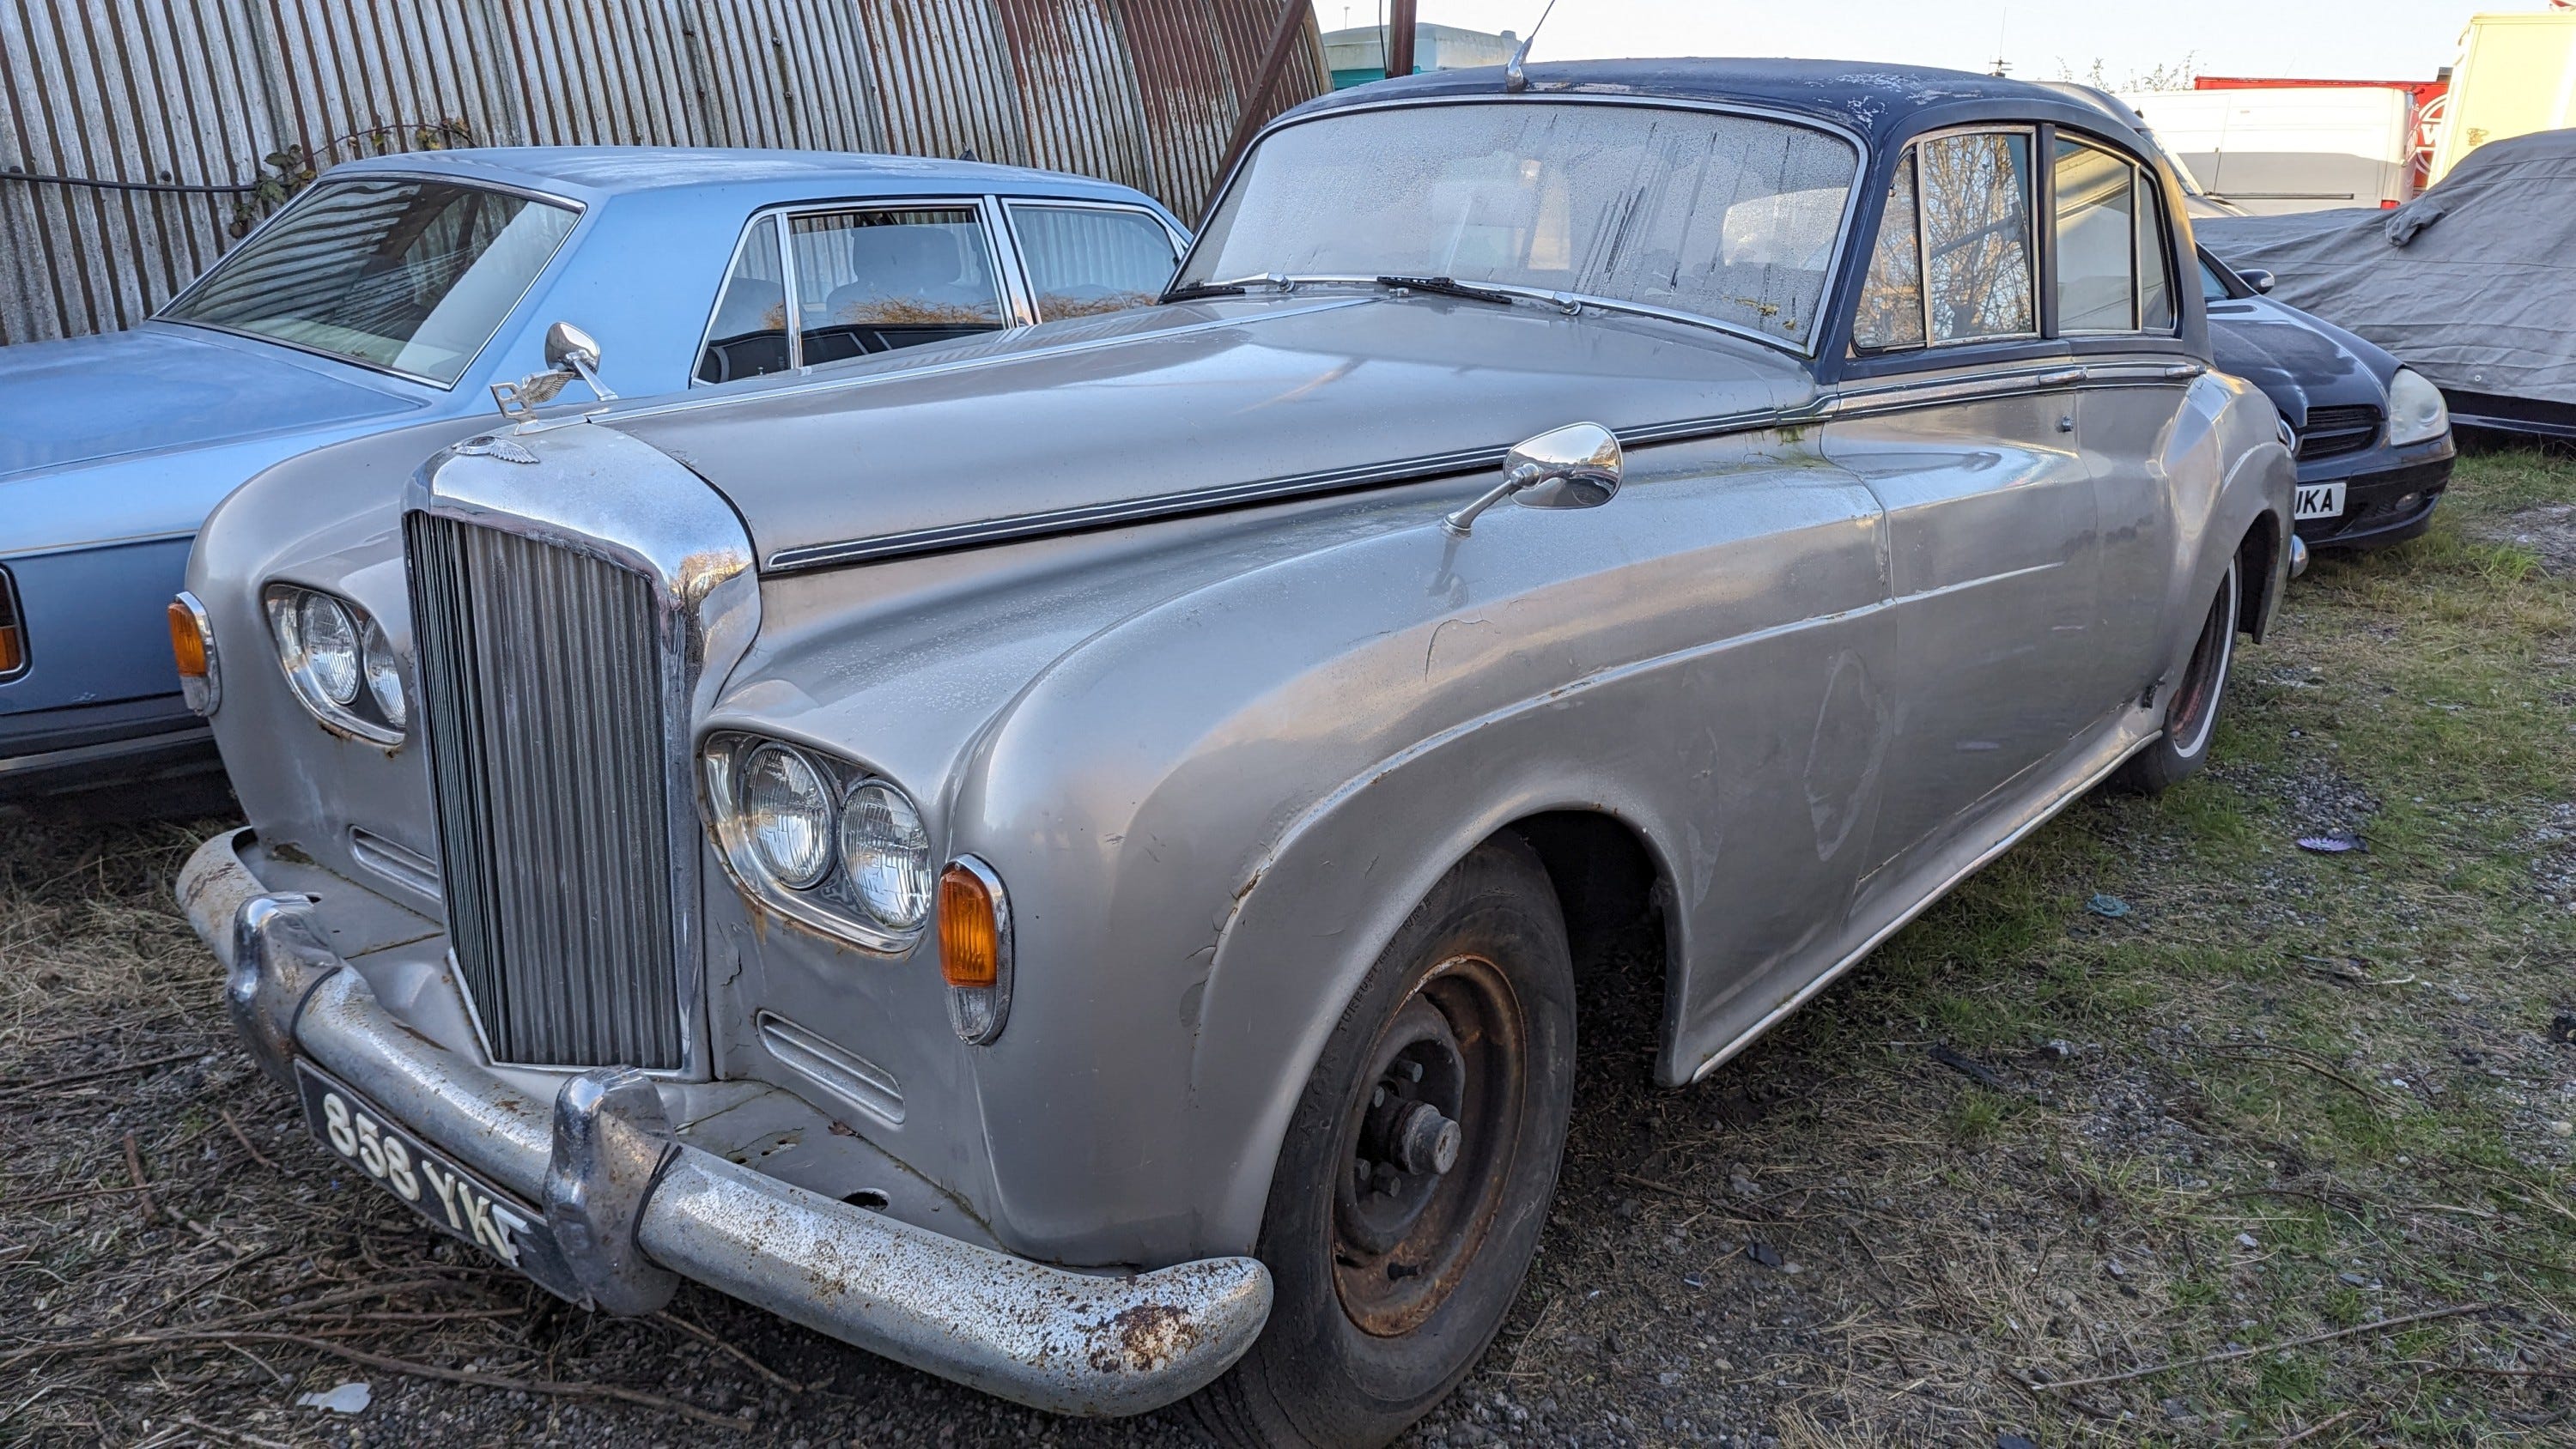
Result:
[5, 446, 2573, 1448]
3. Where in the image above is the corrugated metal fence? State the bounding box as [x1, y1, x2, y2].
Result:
[0, 0, 1324, 344]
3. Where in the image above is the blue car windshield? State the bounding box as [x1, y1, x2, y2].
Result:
[162, 178, 578, 385]
[1179, 100, 1860, 349]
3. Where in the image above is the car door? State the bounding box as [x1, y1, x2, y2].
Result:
[1824, 128, 2104, 912]
[998, 198, 1184, 323]
[2052, 136, 2195, 707]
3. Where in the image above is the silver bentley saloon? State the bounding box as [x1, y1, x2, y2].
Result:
[175, 59, 2297, 1446]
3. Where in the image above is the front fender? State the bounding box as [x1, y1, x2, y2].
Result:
[939, 434, 1885, 1264]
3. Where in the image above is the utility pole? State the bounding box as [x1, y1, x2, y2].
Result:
[1386, 0, 1417, 80]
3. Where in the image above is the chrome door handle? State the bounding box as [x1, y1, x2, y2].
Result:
[2036, 367, 2087, 386]
[2163, 362, 2204, 380]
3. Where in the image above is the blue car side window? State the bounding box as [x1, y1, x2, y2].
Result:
[697, 216, 789, 385]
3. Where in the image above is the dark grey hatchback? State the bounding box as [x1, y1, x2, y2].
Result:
[2201, 248, 2455, 549]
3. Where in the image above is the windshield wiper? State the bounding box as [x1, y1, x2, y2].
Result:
[1163, 273, 1306, 304]
[1376, 275, 1520, 307]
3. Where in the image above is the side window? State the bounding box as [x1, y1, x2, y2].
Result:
[1851, 153, 1925, 351]
[2197, 257, 2232, 302]
[2136, 173, 2176, 330]
[1009, 204, 1178, 321]
[697, 216, 787, 384]
[2053, 139, 2136, 332]
[1919, 132, 2035, 342]
[790, 206, 1008, 366]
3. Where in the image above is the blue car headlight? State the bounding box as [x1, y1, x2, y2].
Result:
[2385, 367, 2450, 447]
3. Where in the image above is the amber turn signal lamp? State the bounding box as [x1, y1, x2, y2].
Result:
[937, 857, 1013, 1044]
[0, 622, 21, 676]
[168, 600, 208, 677]
[939, 863, 1000, 987]
[167, 592, 220, 716]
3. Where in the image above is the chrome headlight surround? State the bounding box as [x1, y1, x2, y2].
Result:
[2385, 367, 2451, 447]
[702, 730, 935, 954]
[264, 584, 405, 745]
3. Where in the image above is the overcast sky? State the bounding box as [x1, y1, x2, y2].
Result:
[1312, 1, 2495, 88]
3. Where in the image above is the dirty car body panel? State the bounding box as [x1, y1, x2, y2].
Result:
[179, 60, 2293, 1416]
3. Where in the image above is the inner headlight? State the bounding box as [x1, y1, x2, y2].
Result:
[361, 620, 407, 728]
[741, 743, 835, 888]
[840, 780, 933, 931]
[2385, 367, 2451, 447]
[264, 584, 405, 745]
[702, 731, 936, 952]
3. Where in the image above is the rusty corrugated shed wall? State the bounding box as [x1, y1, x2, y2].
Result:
[0, 0, 1323, 345]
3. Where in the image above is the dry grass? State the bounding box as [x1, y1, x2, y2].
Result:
[3, 444, 2572, 1447]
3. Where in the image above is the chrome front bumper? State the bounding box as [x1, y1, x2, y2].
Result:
[178, 830, 1271, 1417]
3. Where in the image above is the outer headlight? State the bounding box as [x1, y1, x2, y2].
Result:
[2385, 367, 2451, 447]
[740, 743, 835, 888]
[299, 593, 361, 705]
[265, 585, 404, 744]
[839, 780, 933, 931]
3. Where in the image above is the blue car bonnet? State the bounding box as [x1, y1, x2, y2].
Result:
[0, 324, 429, 482]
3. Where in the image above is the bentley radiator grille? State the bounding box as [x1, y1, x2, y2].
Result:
[404, 513, 684, 1070]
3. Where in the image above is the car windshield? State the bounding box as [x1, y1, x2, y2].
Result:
[1178, 101, 1861, 349]
[161, 178, 579, 385]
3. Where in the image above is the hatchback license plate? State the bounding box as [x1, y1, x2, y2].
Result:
[2293, 482, 2346, 520]
[295, 1062, 577, 1298]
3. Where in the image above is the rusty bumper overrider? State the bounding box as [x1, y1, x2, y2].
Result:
[179, 832, 1273, 1416]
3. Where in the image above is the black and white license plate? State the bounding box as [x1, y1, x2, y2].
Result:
[2293, 481, 2347, 520]
[295, 1062, 577, 1299]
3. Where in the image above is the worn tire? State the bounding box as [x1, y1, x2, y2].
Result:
[2110, 549, 2243, 797]
[1188, 834, 1577, 1448]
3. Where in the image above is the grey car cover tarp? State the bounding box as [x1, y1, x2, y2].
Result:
[2197, 128, 2576, 406]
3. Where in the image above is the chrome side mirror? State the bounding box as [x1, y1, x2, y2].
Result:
[1442, 422, 1623, 537]
[492, 321, 619, 420]
[2241, 268, 2276, 294]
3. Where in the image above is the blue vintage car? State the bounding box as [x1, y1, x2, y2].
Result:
[0, 148, 1187, 805]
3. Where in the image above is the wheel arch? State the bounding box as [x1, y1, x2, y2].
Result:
[1186, 747, 1690, 1256]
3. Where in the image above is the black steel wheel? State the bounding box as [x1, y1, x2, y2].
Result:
[1190, 834, 1577, 1448]
[2111, 549, 2243, 796]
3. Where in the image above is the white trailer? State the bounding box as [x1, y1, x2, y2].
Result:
[2118, 87, 2420, 215]
[2431, 10, 2576, 185]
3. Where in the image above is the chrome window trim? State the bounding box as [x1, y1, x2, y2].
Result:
[158, 173, 586, 392]
[690, 211, 788, 387]
[787, 195, 1018, 372]
[1000, 195, 1190, 256]
[1910, 124, 2043, 349]
[980, 194, 1040, 328]
[999, 197, 1188, 324]
[691, 195, 1023, 385]
[407, 428, 762, 1080]
[1174, 92, 1870, 359]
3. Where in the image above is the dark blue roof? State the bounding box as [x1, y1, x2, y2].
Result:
[1293, 58, 2152, 154]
